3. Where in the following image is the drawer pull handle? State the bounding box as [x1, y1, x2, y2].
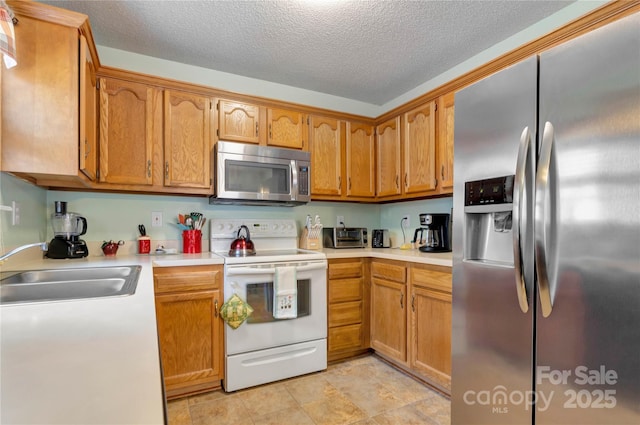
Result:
[400, 293, 404, 309]
[214, 299, 219, 318]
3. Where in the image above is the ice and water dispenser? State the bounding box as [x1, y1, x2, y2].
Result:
[463, 176, 515, 265]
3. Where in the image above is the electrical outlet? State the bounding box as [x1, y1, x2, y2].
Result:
[337, 215, 345, 226]
[402, 214, 410, 227]
[151, 211, 163, 227]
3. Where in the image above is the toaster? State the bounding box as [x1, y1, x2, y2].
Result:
[372, 229, 391, 248]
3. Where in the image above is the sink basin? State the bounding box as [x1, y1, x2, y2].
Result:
[0, 265, 141, 305]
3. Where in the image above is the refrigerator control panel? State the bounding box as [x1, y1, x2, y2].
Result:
[465, 175, 514, 206]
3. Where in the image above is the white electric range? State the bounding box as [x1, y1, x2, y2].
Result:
[210, 218, 327, 392]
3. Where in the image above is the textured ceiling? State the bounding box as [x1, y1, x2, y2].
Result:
[41, 0, 574, 105]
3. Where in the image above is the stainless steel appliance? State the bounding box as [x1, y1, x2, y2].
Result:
[372, 229, 390, 248]
[414, 213, 451, 252]
[210, 141, 310, 206]
[452, 14, 639, 425]
[46, 201, 89, 259]
[210, 218, 327, 392]
[322, 227, 367, 248]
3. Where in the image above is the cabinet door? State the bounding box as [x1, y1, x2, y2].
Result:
[370, 277, 406, 362]
[1, 14, 79, 177]
[218, 100, 260, 144]
[403, 101, 437, 194]
[267, 108, 305, 149]
[437, 92, 455, 193]
[375, 117, 401, 197]
[164, 90, 212, 189]
[309, 116, 342, 197]
[99, 78, 157, 185]
[79, 35, 97, 181]
[410, 285, 452, 391]
[346, 122, 375, 198]
[155, 289, 223, 396]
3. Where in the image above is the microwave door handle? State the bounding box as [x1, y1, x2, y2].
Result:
[226, 267, 276, 276]
[291, 160, 298, 200]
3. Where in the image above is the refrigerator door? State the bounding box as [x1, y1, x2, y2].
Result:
[452, 56, 537, 424]
[536, 13, 640, 424]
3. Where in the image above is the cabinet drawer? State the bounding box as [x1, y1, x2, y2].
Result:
[371, 261, 406, 283]
[328, 260, 364, 279]
[410, 266, 451, 293]
[154, 265, 222, 294]
[329, 324, 363, 352]
[329, 301, 362, 327]
[329, 277, 363, 303]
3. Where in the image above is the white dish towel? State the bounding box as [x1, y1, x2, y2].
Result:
[273, 266, 297, 319]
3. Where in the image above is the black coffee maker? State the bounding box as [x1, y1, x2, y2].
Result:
[415, 213, 451, 253]
[46, 201, 89, 259]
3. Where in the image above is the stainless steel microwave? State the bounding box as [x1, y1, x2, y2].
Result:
[210, 141, 311, 206]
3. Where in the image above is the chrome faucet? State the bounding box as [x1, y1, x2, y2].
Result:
[0, 242, 48, 262]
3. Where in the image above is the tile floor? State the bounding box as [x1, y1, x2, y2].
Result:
[167, 355, 451, 425]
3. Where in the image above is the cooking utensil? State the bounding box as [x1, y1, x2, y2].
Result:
[138, 224, 146, 236]
[228, 225, 256, 256]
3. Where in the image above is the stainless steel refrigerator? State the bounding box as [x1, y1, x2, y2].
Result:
[451, 12, 639, 425]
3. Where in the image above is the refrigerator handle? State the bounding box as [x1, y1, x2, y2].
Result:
[535, 121, 557, 318]
[512, 126, 530, 313]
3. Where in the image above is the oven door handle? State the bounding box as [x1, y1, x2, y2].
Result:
[226, 262, 327, 276]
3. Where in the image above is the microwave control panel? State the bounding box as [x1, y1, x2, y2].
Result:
[298, 165, 309, 196]
[465, 175, 514, 206]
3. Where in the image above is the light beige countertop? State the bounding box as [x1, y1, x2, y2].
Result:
[0, 252, 223, 425]
[322, 247, 453, 268]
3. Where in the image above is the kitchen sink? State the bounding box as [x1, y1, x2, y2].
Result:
[0, 265, 141, 305]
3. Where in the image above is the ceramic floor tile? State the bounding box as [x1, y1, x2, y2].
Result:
[338, 381, 406, 416]
[284, 374, 339, 405]
[252, 405, 316, 425]
[237, 381, 300, 418]
[301, 392, 368, 425]
[371, 403, 438, 425]
[167, 355, 451, 425]
[167, 398, 192, 425]
[189, 396, 253, 425]
[188, 389, 230, 405]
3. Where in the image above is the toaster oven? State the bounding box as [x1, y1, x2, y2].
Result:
[322, 228, 367, 248]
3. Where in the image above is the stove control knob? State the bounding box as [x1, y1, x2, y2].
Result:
[226, 224, 234, 231]
[272, 224, 279, 231]
[216, 223, 224, 231]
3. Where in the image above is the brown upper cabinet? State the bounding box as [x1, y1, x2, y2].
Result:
[0, 6, 98, 186]
[308, 116, 343, 197]
[267, 108, 306, 149]
[403, 100, 437, 195]
[79, 36, 98, 182]
[375, 117, 402, 198]
[436, 92, 455, 194]
[98, 77, 212, 194]
[217, 99, 261, 144]
[99, 78, 158, 186]
[164, 90, 213, 189]
[345, 122, 376, 199]
[217, 100, 307, 150]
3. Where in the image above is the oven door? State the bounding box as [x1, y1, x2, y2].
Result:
[223, 260, 327, 355]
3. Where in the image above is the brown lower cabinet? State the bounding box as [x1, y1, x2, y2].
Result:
[327, 258, 370, 361]
[369, 258, 452, 394]
[153, 265, 224, 399]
